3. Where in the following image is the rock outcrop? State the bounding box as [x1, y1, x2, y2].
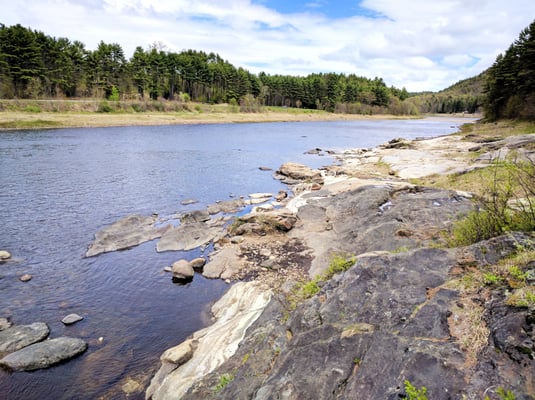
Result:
[147, 129, 535, 400]
[274, 162, 324, 185]
[146, 281, 272, 400]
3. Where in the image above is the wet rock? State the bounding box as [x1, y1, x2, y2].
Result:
[86, 214, 170, 257]
[274, 162, 324, 185]
[19, 274, 32, 282]
[0, 337, 87, 371]
[171, 260, 194, 280]
[61, 314, 83, 326]
[258, 166, 272, 171]
[0, 250, 11, 260]
[0, 322, 50, 356]
[0, 318, 12, 331]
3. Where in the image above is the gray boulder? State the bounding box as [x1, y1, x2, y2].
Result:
[171, 260, 194, 280]
[0, 322, 49, 357]
[157, 223, 224, 252]
[0, 337, 87, 371]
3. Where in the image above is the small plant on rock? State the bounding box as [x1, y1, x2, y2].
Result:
[214, 373, 234, 393]
[404, 380, 428, 400]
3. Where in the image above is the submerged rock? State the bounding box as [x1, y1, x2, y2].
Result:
[61, 314, 83, 326]
[0, 337, 87, 371]
[19, 274, 32, 282]
[86, 214, 170, 257]
[0, 322, 50, 357]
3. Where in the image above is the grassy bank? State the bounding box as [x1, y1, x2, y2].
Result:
[0, 99, 418, 130]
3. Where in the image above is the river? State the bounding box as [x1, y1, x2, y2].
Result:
[0, 118, 467, 399]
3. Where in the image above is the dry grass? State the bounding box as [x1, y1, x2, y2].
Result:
[0, 101, 415, 130]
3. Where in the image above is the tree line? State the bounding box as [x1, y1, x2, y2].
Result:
[0, 23, 412, 114]
[484, 19, 535, 121]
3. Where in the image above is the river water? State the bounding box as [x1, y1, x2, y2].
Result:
[0, 118, 467, 399]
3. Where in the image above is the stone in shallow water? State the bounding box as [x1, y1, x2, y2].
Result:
[0, 318, 12, 331]
[61, 314, 84, 325]
[0, 250, 11, 260]
[0, 322, 50, 356]
[19, 274, 32, 282]
[0, 337, 87, 371]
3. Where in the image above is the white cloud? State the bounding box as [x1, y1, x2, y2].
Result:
[2, 0, 534, 91]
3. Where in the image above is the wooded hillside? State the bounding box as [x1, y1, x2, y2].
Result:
[0, 23, 411, 114]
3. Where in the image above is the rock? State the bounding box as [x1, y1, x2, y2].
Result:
[160, 338, 197, 365]
[203, 246, 244, 280]
[258, 166, 272, 171]
[86, 214, 170, 257]
[248, 193, 272, 200]
[157, 223, 224, 252]
[304, 147, 323, 155]
[181, 199, 198, 206]
[207, 199, 246, 215]
[274, 162, 324, 184]
[0, 250, 11, 260]
[190, 257, 206, 270]
[0, 337, 87, 371]
[0, 322, 50, 356]
[0, 318, 12, 331]
[252, 204, 274, 213]
[275, 190, 288, 202]
[146, 282, 272, 400]
[19, 274, 32, 282]
[61, 314, 83, 325]
[171, 260, 194, 280]
[181, 209, 210, 224]
[163, 266, 172, 272]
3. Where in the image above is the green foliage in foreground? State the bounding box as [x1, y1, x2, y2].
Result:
[404, 380, 428, 400]
[448, 159, 535, 247]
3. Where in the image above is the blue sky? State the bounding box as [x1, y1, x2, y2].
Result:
[2, 0, 534, 91]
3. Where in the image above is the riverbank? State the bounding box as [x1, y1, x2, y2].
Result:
[146, 120, 535, 400]
[0, 100, 478, 130]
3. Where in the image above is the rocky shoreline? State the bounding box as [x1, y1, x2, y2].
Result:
[142, 126, 535, 399]
[6, 122, 532, 398]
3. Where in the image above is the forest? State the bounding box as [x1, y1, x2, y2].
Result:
[0, 20, 534, 119]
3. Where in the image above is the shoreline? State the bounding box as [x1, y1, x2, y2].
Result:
[0, 108, 479, 130]
[145, 121, 535, 399]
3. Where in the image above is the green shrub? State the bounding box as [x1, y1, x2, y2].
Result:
[23, 105, 41, 113]
[404, 380, 428, 400]
[449, 159, 535, 246]
[97, 101, 113, 113]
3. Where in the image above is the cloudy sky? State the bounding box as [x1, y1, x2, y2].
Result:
[2, 0, 534, 91]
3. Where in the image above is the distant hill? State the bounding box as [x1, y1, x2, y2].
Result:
[406, 72, 487, 114]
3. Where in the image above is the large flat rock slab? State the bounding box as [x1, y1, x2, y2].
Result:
[86, 214, 170, 257]
[0, 322, 49, 357]
[0, 337, 87, 371]
[156, 222, 224, 252]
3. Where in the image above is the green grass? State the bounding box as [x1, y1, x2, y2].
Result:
[213, 373, 234, 393]
[0, 119, 62, 129]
